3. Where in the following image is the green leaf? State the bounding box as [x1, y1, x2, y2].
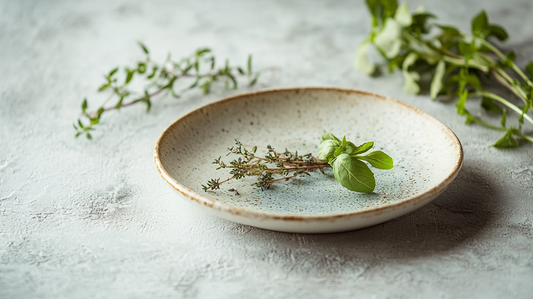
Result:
[506, 51, 516, 68]
[525, 62, 533, 79]
[354, 40, 376, 75]
[388, 55, 404, 72]
[481, 96, 502, 113]
[86, 133, 93, 140]
[501, 108, 507, 127]
[365, 0, 381, 22]
[318, 140, 338, 161]
[394, 2, 412, 27]
[125, 70, 134, 84]
[381, 0, 398, 20]
[402, 53, 420, 94]
[430, 60, 446, 99]
[458, 41, 475, 59]
[250, 73, 260, 86]
[81, 99, 88, 113]
[493, 130, 519, 148]
[411, 12, 436, 34]
[247, 55, 252, 75]
[108, 68, 119, 78]
[471, 10, 489, 38]
[465, 73, 482, 90]
[75, 132, 82, 138]
[352, 141, 374, 155]
[332, 154, 375, 193]
[98, 83, 110, 92]
[373, 18, 402, 59]
[115, 96, 124, 109]
[437, 25, 462, 38]
[402, 70, 420, 94]
[488, 24, 508, 41]
[145, 99, 152, 112]
[344, 141, 359, 155]
[196, 48, 211, 56]
[138, 41, 149, 55]
[137, 62, 146, 74]
[321, 132, 341, 143]
[358, 151, 394, 169]
[147, 66, 158, 79]
[227, 73, 237, 89]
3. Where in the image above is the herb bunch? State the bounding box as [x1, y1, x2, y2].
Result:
[203, 133, 393, 194]
[74, 42, 260, 139]
[355, 0, 533, 148]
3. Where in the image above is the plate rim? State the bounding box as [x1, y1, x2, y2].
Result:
[154, 86, 464, 222]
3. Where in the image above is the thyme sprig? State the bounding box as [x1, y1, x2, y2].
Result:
[203, 133, 393, 194]
[74, 42, 260, 139]
[355, 0, 533, 148]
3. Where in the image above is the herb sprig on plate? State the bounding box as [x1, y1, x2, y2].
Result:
[203, 133, 393, 194]
[355, 0, 533, 148]
[74, 42, 260, 139]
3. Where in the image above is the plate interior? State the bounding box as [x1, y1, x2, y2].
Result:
[158, 88, 461, 216]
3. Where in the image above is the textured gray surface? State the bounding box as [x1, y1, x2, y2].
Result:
[1, 0, 533, 298]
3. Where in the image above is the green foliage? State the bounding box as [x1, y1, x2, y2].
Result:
[319, 132, 393, 193]
[355, 0, 533, 147]
[204, 133, 393, 194]
[74, 43, 260, 140]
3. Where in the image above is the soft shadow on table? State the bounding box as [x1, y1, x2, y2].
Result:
[229, 161, 500, 265]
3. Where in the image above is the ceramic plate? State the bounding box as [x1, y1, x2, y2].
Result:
[154, 87, 463, 233]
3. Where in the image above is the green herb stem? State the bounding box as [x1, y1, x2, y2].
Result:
[470, 92, 533, 125]
[479, 39, 533, 87]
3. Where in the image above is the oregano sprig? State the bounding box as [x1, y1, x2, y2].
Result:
[74, 42, 260, 139]
[355, 0, 533, 148]
[203, 133, 393, 194]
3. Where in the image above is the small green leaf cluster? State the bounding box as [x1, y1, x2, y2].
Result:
[74, 42, 260, 139]
[355, 0, 533, 148]
[318, 132, 393, 193]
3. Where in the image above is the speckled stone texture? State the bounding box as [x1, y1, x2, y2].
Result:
[1, 0, 532, 298]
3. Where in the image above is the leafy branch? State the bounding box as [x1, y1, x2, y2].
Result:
[74, 42, 260, 139]
[203, 133, 393, 194]
[355, 0, 533, 148]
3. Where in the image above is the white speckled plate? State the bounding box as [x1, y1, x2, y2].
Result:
[154, 87, 463, 233]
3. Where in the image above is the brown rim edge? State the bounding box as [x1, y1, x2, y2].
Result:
[153, 87, 464, 222]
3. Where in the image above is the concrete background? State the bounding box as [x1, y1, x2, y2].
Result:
[1, 0, 533, 298]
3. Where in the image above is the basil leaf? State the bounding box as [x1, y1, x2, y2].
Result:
[430, 60, 446, 99]
[318, 140, 338, 161]
[374, 18, 402, 59]
[471, 10, 489, 38]
[394, 2, 412, 27]
[321, 132, 341, 143]
[354, 40, 376, 75]
[344, 141, 358, 154]
[489, 24, 508, 41]
[352, 141, 374, 155]
[332, 154, 375, 193]
[493, 130, 519, 148]
[402, 52, 420, 94]
[357, 151, 394, 169]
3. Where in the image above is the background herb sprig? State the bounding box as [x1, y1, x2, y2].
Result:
[203, 133, 393, 194]
[355, 0, 533, 148]
[74, 42, 260, 139]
